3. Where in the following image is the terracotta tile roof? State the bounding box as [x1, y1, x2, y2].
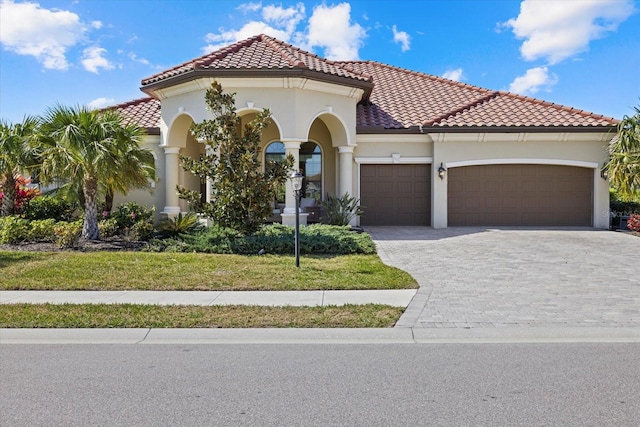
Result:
[341, 61, 496, 129]
[339, 60, 618, 130]
[141, 34, 372, 87]
[111, 97, 161, 131]
[432, 91, 618, 128]
[121, 35, 617, 132]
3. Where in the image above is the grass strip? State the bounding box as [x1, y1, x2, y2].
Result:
[0, 251, 417, 291]
[0, 303, 404, 328]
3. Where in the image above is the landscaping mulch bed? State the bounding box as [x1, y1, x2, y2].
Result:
[0, 237, 147, 252]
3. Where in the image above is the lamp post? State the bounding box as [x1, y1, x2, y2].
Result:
[289, 171, 304, 268]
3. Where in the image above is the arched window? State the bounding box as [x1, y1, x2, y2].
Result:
[265, 141, 285, 163]
[265, 142, 286, 204]
[264, 141, 323, 204]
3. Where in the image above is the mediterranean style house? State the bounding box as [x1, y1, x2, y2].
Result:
[113, 34, 617, 228]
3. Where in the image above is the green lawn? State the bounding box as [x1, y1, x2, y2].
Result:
[0, 251, 417, 291]
[0, 303, 404, 328]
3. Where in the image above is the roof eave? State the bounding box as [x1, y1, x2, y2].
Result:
[421, 125, 618, 134]
[141, 68, 374, 100]
[356, 124, 618, 134]
[356, 125, 423, 134]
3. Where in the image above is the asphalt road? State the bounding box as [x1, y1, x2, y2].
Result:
[2, 343, 639, 426]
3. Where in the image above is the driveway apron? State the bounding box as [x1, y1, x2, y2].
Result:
[367, 227, 640, 329]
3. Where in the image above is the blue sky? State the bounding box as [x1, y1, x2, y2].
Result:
[1, 0, 639, 124]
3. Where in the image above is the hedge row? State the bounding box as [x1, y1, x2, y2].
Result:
[146, 224, 376, 255]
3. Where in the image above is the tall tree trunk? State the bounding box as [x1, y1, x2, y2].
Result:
[1, 174, 17, 216]
[105, 185, 114, 213]
[82, 176, 100, 240]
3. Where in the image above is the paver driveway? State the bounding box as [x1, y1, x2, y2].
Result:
[367, 227, 640, 329]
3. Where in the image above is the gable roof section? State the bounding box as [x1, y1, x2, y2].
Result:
[339, 60, 617, 132]
[141, 34, 373, 97]
[112, 97, 161, 134]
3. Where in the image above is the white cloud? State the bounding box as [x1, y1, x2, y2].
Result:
[442, 68, 464, 82]
[203, 22, 290, 53]
[128, 52, 150, 65]
[202, 1, 365, 61]
[0, 0, 88, 70]
[509, 66, 558, 95]
[262, 3, 305, 34]
[305, 3, 366, 60]
[87, 97, 115, 110]
[91, 20, 103, 30]
[502, 0, 635, 64]
[392, 25, 410, 52]
[81, 46, 114, 73]
[237, 1, 262, 13]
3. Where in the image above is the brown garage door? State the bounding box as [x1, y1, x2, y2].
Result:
[448, 164, 593, 226]
[360, 164, 431, 226]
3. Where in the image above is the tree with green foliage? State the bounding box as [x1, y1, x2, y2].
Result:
[0, 116, 40, 216]
[605, 104, 640, 200]
[39, 105, 155, 240]
[178, 82, 293, 234]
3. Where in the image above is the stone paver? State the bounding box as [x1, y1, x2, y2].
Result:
[368, 227, 640, 329]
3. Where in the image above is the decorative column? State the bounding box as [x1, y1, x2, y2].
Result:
[281, 140, 308, 226]
[338, 146, 355, 197]
[282, 140, 301, 214]
[163, 146, 181, 216]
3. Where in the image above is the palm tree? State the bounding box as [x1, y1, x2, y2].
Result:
[39, 104, 154, 240]
[0, 116, 40, 216]
[103, 123, 156, 213]
[605, 105, 640, 199]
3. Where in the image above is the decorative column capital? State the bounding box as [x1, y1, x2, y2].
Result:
[163, 146, 181, 155]
[338, 145, 355, 154]
[282, 140, 302, 150]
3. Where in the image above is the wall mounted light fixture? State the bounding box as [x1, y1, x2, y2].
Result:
[600, 166, 608, 180]
[438, 163, 447, 180]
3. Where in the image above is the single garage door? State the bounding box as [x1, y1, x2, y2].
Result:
[448, 164, 593, 226]
[360, 164, 431, 226]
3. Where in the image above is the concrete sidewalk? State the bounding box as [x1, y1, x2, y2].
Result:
[0, 289, 417, 307]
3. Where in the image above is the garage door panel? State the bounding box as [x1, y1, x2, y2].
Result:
[448, 164, 592, 226]
[361, 164, 431, 226]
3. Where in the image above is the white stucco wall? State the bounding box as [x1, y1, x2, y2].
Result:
[112, 134, 165, 222]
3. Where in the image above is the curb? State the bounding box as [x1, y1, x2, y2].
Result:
[2, 327, 639, 344]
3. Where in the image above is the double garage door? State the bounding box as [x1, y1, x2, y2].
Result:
[360, 164, 593, 226]
[448, 164, 593, 226]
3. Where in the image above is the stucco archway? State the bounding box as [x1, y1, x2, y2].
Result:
[163, 113, 203, 214]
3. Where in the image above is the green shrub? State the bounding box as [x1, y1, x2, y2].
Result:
[320, 193, 363, 226]
[54, 221, 83, 249]
[611, 199, 640, 215]
[147, 223, 375, 255]
[112, 202, 155, 230]
[157, 212, 203, 237]
[610, 188, 640, 215]
[0, 216, 30, 244]
[23, 196, 76, 221]
[27, 219, 57, 242]
[145, 237, 194, 253]
[132, 221, 155, 241]
[179, 225, 241, 253]
[98, 218, 119, 238]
